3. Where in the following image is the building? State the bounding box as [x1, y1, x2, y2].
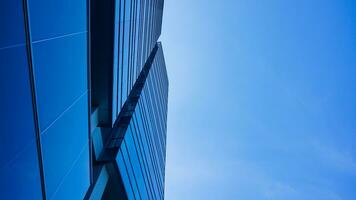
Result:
[0, 0, 168, 199]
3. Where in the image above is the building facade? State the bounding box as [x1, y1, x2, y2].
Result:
[0, 0, 168, 199]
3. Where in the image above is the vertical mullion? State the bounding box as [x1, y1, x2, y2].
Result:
[22, 0, 47, 199]
[87, 0, 93, 184]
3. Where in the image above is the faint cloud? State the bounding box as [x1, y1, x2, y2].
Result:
[263, 182, 299, 199]
[311, 140, 356, 174]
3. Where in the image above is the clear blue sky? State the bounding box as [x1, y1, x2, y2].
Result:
[160, 0, 356, 199]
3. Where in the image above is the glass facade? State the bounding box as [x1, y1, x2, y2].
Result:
[0, 0, 167, 199]
[0, 2, 43, 199]
[116, 43, 168, 200]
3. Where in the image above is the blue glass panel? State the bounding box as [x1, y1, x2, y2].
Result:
[0, 46, 37, 167]
[132, 116, 154, 200]
[125, 126, 148, 199]
[112, 70, 118, 125]
[40, 93, 89, 198]
[32, 33, 87, 131]
[116, 150, 135, 200]
[122, 22, 130, 101]
[121, 140, 140, 199]
[139, 0, 146, 69]
[112, 0, 120, 125]
[120, 0, 125, 21]
[0, 140, 42, 200]
[134, 2, 141, 78]
[118, 20, 125, 110]
[141, 115, 160, 199]
[124, 0, 132, 21]
[50, 146, 90, 200]
[0, 2, 43, 198]
[0, 1, 26, 47]
[27, 0, 86, 41]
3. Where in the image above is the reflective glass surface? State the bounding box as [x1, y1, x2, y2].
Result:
[116, 44, 168, 200]
[28, 0, 86, 41]
[0, 1, 43, 199]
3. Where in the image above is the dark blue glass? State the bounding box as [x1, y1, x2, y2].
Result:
[112, 0, 120, 124]
[0, 46, 36, 166]
[27, 0, 86, 41]
[118, 8, 125, 110]
[0, 36, 42, 200]
[31, 33, 87, 131]
[122, 22, 130, 102]
[40, 94, 89, 198]
[0, 1, 26, 48]
[49, 146, 90, 200]
[0, 141, 43, 199]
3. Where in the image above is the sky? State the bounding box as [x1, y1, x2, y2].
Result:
[159, 0, 356, 199]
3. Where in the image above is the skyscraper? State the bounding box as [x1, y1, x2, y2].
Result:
[0, 0, 168, 199]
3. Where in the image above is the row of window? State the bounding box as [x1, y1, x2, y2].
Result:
[112, 0, 164, 125]
[116, 44, 168, 200]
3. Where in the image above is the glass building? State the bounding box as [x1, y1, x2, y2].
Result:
[0, 0, 168, 199]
